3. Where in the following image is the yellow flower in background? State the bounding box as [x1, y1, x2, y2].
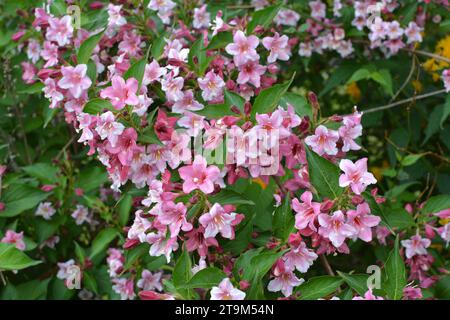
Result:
[252, 177, 267, 189]
[346, 82, 361, 102]
[411, 80, 423, 93]
[439, 218, 450, 226]
[423, 35, 450, 80]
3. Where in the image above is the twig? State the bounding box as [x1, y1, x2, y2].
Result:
[364, 89, 447, 114]
[390, 56, 416, 102]
[319, 254, 335, 276]
[402, 48, 450, 64]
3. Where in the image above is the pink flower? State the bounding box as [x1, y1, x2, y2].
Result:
[305, 125, 339, 156]
[146, 232, 179, 263]
[236, 60, 266, 88]
[310, 0, 326, 20]
[339, 158, 377, 195]
[172, 90, 204, 113]
[143, 60, 167, 85]
[283, 241, 318, 273]
[193, 5, 210, 29]
[442, 69, 450, 93]
[353, 288, 384, 300]
[210, 278, 246, 300]
[154, 110, 177, 141]
[41, 41, 59, 67]
[100, 75, 139, 110]
[95, 111, 124, 147]
[178, 155, 220, 194]
[199, 203, 240, 239]
[318, 211, 355, 247]
[137, 270, 163, 292]
[405, 21, 423, 44]
[255, 111, 291, 138]
[292, 191, 321, 231]
[57, 259, 77, 280]
[401, 235, 431, 259]
[274, 9, 300, 27]
[161, 69, 184, 102]
[338, 123, 362, 152]
[21, 62, 37, 84]
[27, 39, 41, 64]
[268, 260, 304, 297]
[225, 30, 259, 66]
[112, 278, 136, 300]
[107, 4, 127, 28]
[128, 210, 152, 242]
[71, 205, 90, 225]
[58, 64, 92, 99]
[1, 230, 26, 251]
[262, 32, 290, 63]
[346, 202, 381, 242]
[185, 227, 219, 257]
[35, 202, 56, 220]
[198, 71, 225, 102]
[158, 201, 192, 237]
[106, 127, 138, 166]
[46, 16, 73, 46]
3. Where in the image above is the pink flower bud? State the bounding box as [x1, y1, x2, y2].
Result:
[239, 280, 250, 290]
[267, 64, 279, 74]
[123, 238, 140, 250]
[0, 202, 5, 211]
[41, 184, 57, 192]
[89, 1, 104, 9]
[75, 188, 84, 196]
[11, 30, 25, 42]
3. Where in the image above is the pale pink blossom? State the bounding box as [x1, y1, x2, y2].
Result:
[193, 5, 210, 29]
[161, 69, 184, 102]
[283, 241, 318, 273]
[236, 60, 266, 88]
[442, 69, 450, 93]
[305, 125, 339, 156]
[292, 191, 321, 231]
[21, 62, 37, 84]
[401, 235, 431, 259]
[225, 30, 260, 66]
[268, 260, 304, 297]
[106, 127, 138, 166]
[275, 9, 300, 27]
[137, 270, 163, 291]
[353, 288, 384, 300]
[405, 21, 423, 44]
[43, 78, 64, 108]
[27, 39, 41, 64]
[112, 278, 136, 300]
[210, 278, 246, 300]
[146, 232, 179, 263]
[178, 155, 220, 194]
[128, 210, 152, 242]
[172, 90, 204, 113]
[58, 64, 92, 99]
[107, 248, 124, 277]
[143, 60, 167, 85]
[199, 203, 238, 239]
[1, 230, 26, 251]
[318, 211, 355, 247]
[100, 75, 139, 110]
[57, 259, 76, 280]
[158, 201, 192, 237]
[339, 158, 377, 195]
[107, 4, 127, 28]
[310, 1, 326, 20]
[339, 123, 362, 152]
[346, 202, 381, 242]
[95, 111, 124, 147]
[198, 71, 225, 102]
[262, 33, 291, 63]
[41, 41, 59, 67]
[35, 202, 56, 220]
[46, 16, 73, 46]
[71, 205, 90, 225]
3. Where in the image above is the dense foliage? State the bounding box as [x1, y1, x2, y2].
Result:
[0, 0, 449, 300]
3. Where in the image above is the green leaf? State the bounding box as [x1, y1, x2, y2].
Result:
[196, 103, 236, 119]
[0, 243, 41, 271]
[188, 38, 211, 76]
[14, 278, 51, 300]
[383, 236, 406, 300]
[247, 4, 282, 33]
[280, 92, 312, 118]
[77, 31, 104, 65]
[337, 271, 369, 296]
[89, 228, 118, 259]
[422, 195, 450, 214]
[151, 36, 166, 60]
[273, 193, 294, 242]
[206, 31, 233, 50]
[320, 62, 359, 97]
[181, 267, 227, 289]
[118, 194, 133, 227]
[305, 145, 343, 199]
[0, 187, 50, 218]
[83, 98, 115, 114]
[124, 244, 149, 270]
[297, 276, 344, 300]
[83, 271, 99, 294]
[434, 275, 450, 299]
[22, 163, 58, 184]
[43, 107, 59, 128]
[248, 249, 286, 281]
[371, 69, 393, 96]
[124, 57, 147, 89]
[251, 73, 295, 118]
[384, 208, 415, 231]
[209, 190, 255, 206]
[347, 67, 373, 83]
[173, 246, 193, 299]
[17, 82, 44, 94]
[362, 192, 394, 234]
[75, 165, 108, 192]
[224, 90, 245, 114]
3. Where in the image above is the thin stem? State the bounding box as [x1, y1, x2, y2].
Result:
[364, 89, 447, 114]
[402, 48, 450, 64]
[390, 56, 416, 102]
[319, 254, 335, 277]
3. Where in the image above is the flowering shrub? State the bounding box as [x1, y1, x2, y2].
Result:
[0, 0, 449, 300]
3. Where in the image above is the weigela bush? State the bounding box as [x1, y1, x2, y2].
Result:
[0, 0, 449, 300]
